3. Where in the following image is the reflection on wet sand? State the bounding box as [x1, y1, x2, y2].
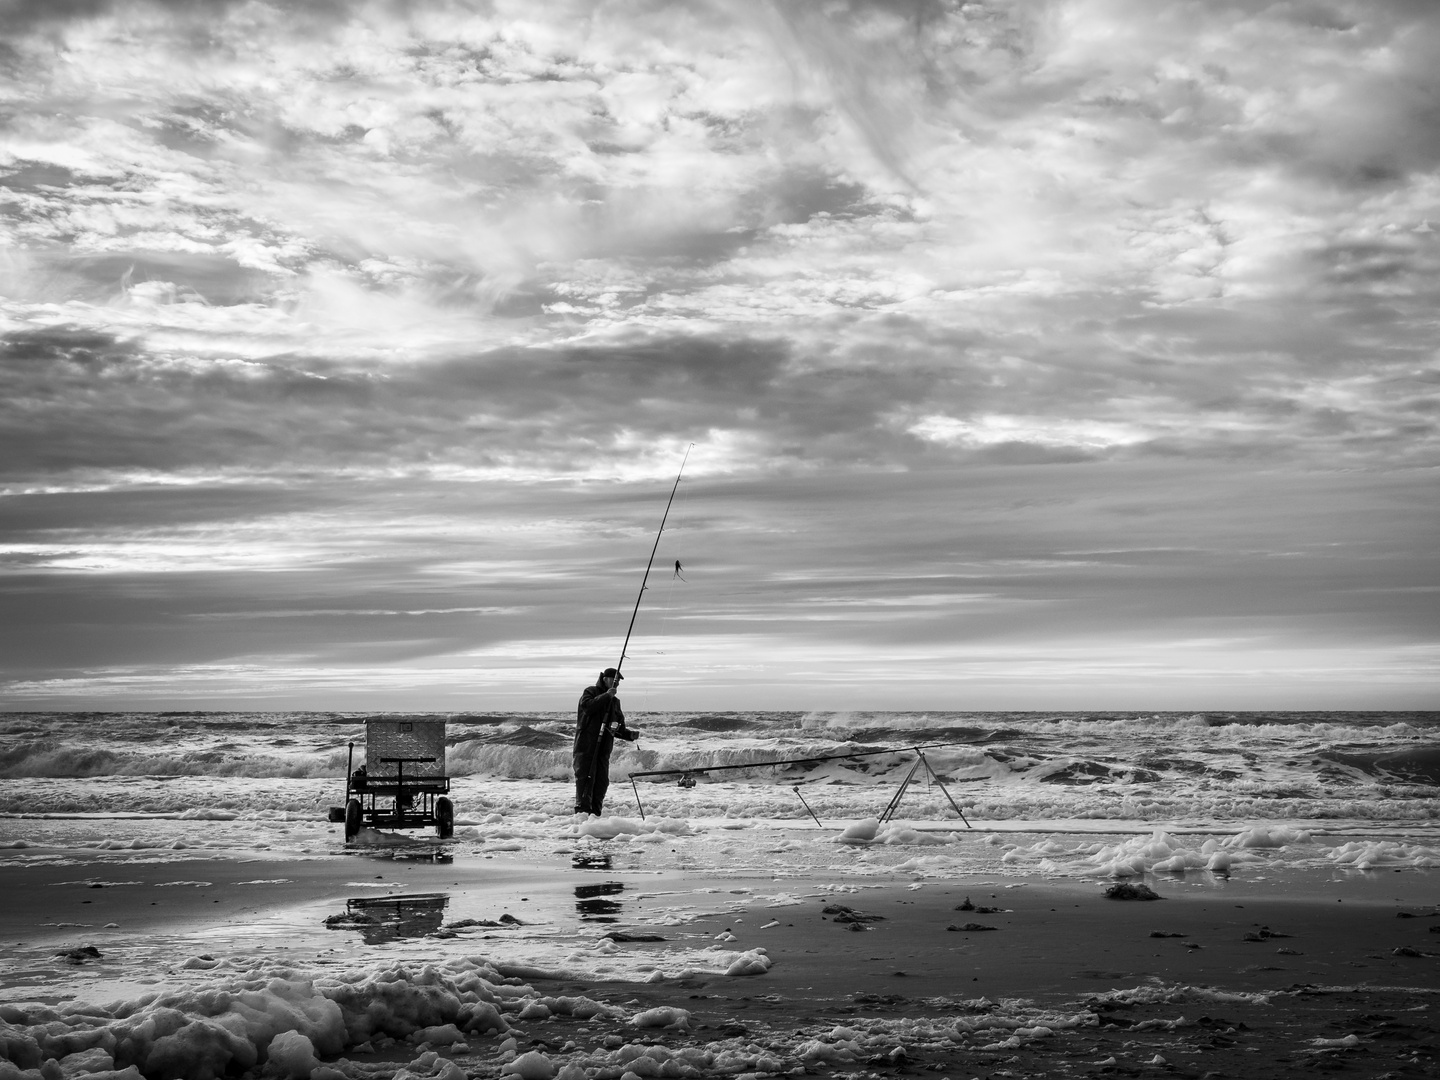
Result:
[575, 881, 624, 922]
[324, 893, 449, 944]
[344, 848, 454, 864]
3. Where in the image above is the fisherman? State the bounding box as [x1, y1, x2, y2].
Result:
[574, 667, 638, 816]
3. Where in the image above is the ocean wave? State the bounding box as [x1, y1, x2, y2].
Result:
[1317, 746, 1440, 787]
[1038, 715, 1430, 743]
[446, 742, 571, 780]
[0, 740, 347, 780]
[677, 714, 763, 733]
[451, 725, 572, 751]
[798, 711, 962, 732]
[448, 713, 548, 728]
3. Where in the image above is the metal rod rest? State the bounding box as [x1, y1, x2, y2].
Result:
[791, 786, 823, 827]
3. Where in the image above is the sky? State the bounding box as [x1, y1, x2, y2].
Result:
[1, 0, 1437, 713]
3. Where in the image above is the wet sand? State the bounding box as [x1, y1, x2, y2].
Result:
[3, 848, 1438, 1078]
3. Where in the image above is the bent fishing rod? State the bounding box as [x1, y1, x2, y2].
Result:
[579, 446, 693, 813]
[615, 443, 693, 677]
[578, 446, 693, 815]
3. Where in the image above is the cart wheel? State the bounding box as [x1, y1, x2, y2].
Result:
[436, 797, 454, 840]
[344, 798, 362, 841]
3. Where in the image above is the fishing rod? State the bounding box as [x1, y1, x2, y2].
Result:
[625, 735, 1000, 824]
[615, 443, 693, 676]
[626, 736, 1000, 780]
[577, 445, 694, 816]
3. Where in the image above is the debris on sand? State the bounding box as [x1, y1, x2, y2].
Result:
[1103, 882, 1163, 901]
[1149, 931, 1186, 938]
[1242, 926, 1291, 941]
[823, 903, 884, 923]
[57, 945, 101, 963]
[448, 914, 525, 929]
[955, 896, 1007, 914]
[324, 912, 378, 928]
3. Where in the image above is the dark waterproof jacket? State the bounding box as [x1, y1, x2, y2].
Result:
[573, 682, 637, 814]
[573, 683, 635, 767]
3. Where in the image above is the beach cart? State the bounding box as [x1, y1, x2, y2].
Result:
[330, 718, 454, 841]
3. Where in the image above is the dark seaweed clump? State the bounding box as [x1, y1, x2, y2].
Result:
[1104, 882, 1163, 901]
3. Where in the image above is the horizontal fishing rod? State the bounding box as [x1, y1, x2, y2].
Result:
[626, 736, 999, 781]
[627, 739, 990, 824]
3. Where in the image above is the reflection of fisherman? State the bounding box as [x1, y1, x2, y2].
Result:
[574, 667, 638, 816]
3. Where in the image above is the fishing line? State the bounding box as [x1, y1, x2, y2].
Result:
[651, 465, 693, 661]
[612, 444, 694, 717]
[614, 444, 692, 677]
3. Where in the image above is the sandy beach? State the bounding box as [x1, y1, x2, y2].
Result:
[3, 822, 1438, 1080]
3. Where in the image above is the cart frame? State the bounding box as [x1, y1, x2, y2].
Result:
[333, 718, 454, 841]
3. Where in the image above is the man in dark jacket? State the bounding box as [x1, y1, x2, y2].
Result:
[574, 667, 638, 815]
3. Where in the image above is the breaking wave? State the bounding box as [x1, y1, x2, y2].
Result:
[0, 740, 347, 779]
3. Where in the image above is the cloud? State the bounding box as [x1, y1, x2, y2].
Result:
[908, 414, 1151, 452]
[1, 0, 1438, 707]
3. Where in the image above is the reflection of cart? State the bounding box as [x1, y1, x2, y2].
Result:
[324, 893, 450, 944]
[331, 718, 453, 841]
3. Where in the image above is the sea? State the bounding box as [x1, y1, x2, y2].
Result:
[2, 709, 1437, 867]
